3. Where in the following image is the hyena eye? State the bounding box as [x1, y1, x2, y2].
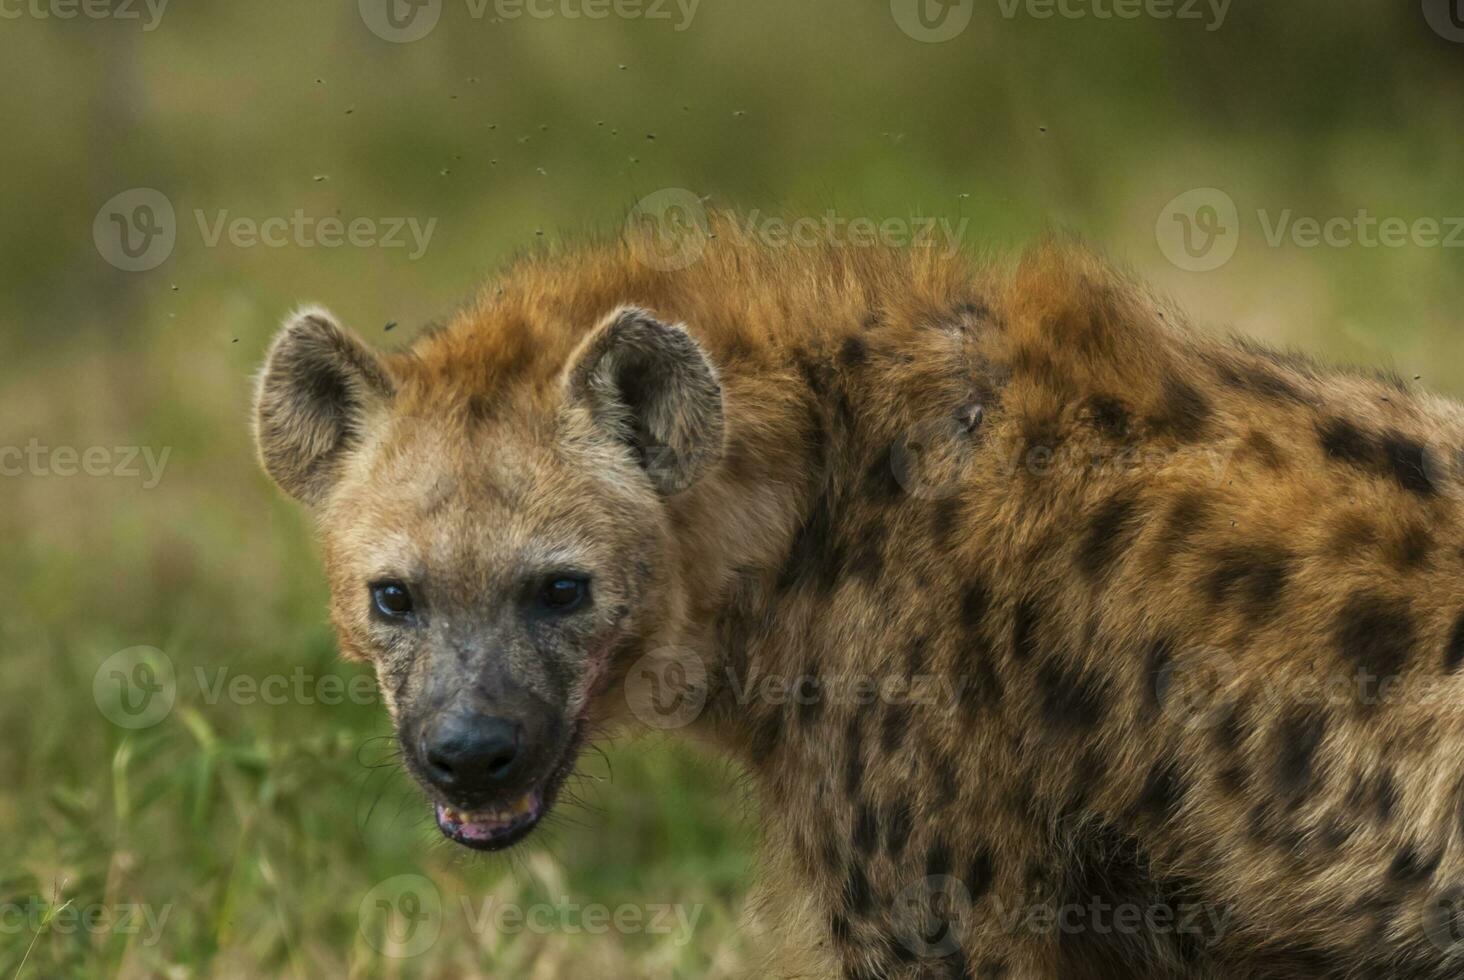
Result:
[370, 581, 415, 621]
[537, 575, 589, 613]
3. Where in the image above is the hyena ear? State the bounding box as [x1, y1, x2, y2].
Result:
[563, 307, 725, 494]
[252, 307, 394, 506]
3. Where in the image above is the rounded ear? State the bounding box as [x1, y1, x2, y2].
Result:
[563, 307, 725, 495]
[252, 307, 394, 505]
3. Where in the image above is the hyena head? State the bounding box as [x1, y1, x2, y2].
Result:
[252, 304, 724, 850]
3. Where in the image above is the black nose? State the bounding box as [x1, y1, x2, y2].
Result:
[421, 711, 524, 798]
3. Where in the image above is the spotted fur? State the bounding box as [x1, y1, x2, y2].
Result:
[255, 215, 1464, 978]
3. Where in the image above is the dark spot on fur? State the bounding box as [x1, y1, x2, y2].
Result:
[1135, 760, 1185, 820]
[1387, 845, 1441, 886]
[1214, 702, 1246, 754]
[956, 658, 1003, 723]
[1149, 377, 1212, 443]
[1319, 417, 1376, 468]
[778, 497, 843, 596]
[1389, 522, 1434, 570]
[854, 802, 880, 856]
[961, 581, 990, 631]
[967, 847, 995, 900]
[863, 448, 904, 506]
[839, 335, 868, 368]
[847, 520, 888, 584]
[1274, 711, 1326, 804]
[1038, 659, 1108, 731]
[1085, 395, 1131, 440]
[1218, 360, 1307, 403]
[906, 634, 930, 678]
[1335, 593, 1415, 704]
[1242, 429, 1285, 469]
[925, 838, 952, 878]
[1374, 772, 1399, 825]
[831, 912, 851, 943]
[930, 752, 959, 809]
[1204, 546, 1292, 623]
[844, 715, 863, 797]
[881, 702, 911, 754]
[1383, 432, 1436, 496]
[751, 703, 784, 759]
[1152, 491, 1209, 564]
[1012, 597, 1041, 661]
[797, 668, 824, 726]
[884, 802, 912, 857]
[1144, 637, 1174, 718]
[1444, 610, 1464, 673]
[1079, 493, 1143, 579]
[931, 497, 963, 547]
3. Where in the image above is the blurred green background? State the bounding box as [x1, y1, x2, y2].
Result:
[1, 0, 1462, 976]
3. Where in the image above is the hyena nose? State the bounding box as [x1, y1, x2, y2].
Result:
[421, 711, 524, 798]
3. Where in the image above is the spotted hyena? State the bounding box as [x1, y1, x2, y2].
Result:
[253, 216, 1464, 978]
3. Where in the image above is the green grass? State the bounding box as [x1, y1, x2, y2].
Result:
[3, 0, 1464, 975]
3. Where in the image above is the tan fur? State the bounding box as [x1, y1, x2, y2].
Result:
[255, 214, 1464, 978]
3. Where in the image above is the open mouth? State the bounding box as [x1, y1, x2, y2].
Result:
[431, 718, 588, 851]
[435, 792, 542, 850]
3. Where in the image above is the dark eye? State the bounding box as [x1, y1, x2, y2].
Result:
[370, 581, 415, 621]
[538, 576, 589, 613]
